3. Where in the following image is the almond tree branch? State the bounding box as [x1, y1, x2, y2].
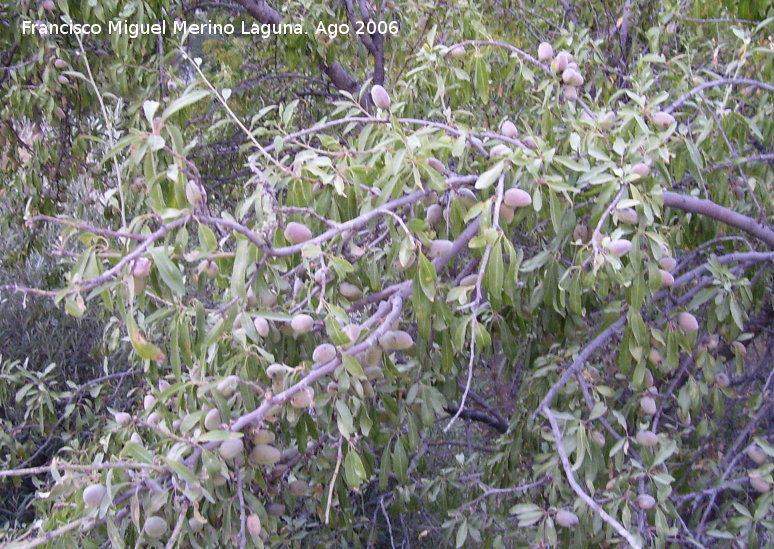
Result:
[662, 192, 774, 249]
[664, 77, 774, 114]
[544, 408, 642, 549]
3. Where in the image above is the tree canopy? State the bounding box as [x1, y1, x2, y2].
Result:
[1, 1, 773, 547]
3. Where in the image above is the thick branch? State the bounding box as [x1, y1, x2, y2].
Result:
[663, 192, 774, 249]
[232, 0, 281, 24]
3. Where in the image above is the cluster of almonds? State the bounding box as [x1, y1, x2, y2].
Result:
[537, 42, 584, 102]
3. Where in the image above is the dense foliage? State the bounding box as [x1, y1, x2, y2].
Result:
[1, 1, 773, 547]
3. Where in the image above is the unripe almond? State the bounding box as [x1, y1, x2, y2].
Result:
[427, 157, 446, 174]
[459, 274, 478, 286]
[188, 517, 204, 532]
[636, 430, 659, 447]
[341, 324, 362, 348]
[54, 58, 67, 69]
[503, 188, 532, 208]
[313, 343, 336, 364]
[217, 375, 240, 396]
[590, 430, 606, 446]
[562, 85, 578, 102]
[651, 111, 675, 128]
[643, 368, 655, 388]
[246, 514, 262, 537]
[147, 412, 162, 425]
[501, 120, 519, 138]
[555, 509, 579, 527]
[284, 222, 312, 244]
[731, 341, 747, 356]
[562, 68, 584, 87]
[185, 180, 204, 208]
[573, 224, 589, 242]
[554, 51, 570, 73]
[659, 257, 677, 272]
[677, 312, 699, 332]
[290, 387, 314, 408]
[749, 474, 771, 493]
[254, 317, 270, 337]
[199, 259, 219, 279]
[449, 45, 465, 58]
[288, 479, 308, 496]
[714, 372, 730, 387]
[266, 503, 285, 516]
[252, 430, 275, 445]
[326, 381, 338, 394]
[266, 363, 286, 378]
[114, 412, 132, 426]
[426, 204, 443, 225]
[364, 365, 384, 380]
[428, 239, 454, 258]
[522, 136, 537, 150]
[378, 330, 414, 351]
[250, 444, 281, 465]
[83, 484, 106, 508]
[635, 494, 656, 510]
[339, 282, 363, 299]
[660, 269, 675, 287]
[57, 75, 69, 85]
[144, 516, 167, 538]
[290, 314, 314, 335]
[370, 85, 391, 110]
[615, 208, 639, 225]
[499, 204, 515, 224]
[746, 445, 767, 465]
[630, 163, 651, 179]
[143, 394, 156, 411]
[537, 42, 553, 62]
[130, 433, 142, 445]
[219, 438, 244, 460]
[648, 349, 662, 366]
[132, 257, 152, 278]
[204, 408, 221, 431]
[640, 396, 657, 415]
[598, 111, 616, 130]
[54, 106, 66, 119]
[42, 0, 56, 11]
[608, 239, 632, 257]
[489, 144, 511, 158]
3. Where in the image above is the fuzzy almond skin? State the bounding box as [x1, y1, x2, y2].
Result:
[250, 444, 281, 465]
[284, 222, 313, 244]
[425, 204, 443, 226]
[132, 257, 152, 278]
[339, 282, 363, 299]
[746, 445, 767, 465]
[537, 42, 554, 62]
[246, 514, 262, 537]
[554, 51, 571, 73]
[636, 494, 656, 510]
[54, 58, 67, 68]
[562, 68, 584, 87]
[185, 180, 204, 208]
[636, 430, 659, 447]
[313, 343, 337, 364]
[54, 106, 66, 119]
[290, 387, 314, 408]
[608, 239, 632, 257]
[449, 45, 465, 57]
[254, 317, 270, 337]
[640, 396, 657, 415]
[749, 474, 771, 493]
[428, 239, 454, 258]
[427, 157, 446, 174]
[499, 204, 515, 224]
[555, 510, 579, 527]
[522, 136, 537, 150]
[615, 208, 639, 225]
[503, 188, 532, 208]
[652, 111, 675, 128]
[204, 408, 221, 431]
[714, 372, 730, 387]
[489, 144, 511, 158]
[83, 484, 106, 508]
[144, 516, 168, 538]
[501, 120, 519, 138]
[659, 257, 677, 272]
[677, 312, 699, 331]
[371, 84, 391, 110]
[114, 412, 132, 426]
[288, 479, 309, 496]
[219, 438, 244, 460]
[659, 269, 675, 287]
[562, 85, 578, 102]
[378, 330, 414, 351]
[290, 314, 314, 335]
[598, 111, 616, 130]
[630, 162, 651, 179]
